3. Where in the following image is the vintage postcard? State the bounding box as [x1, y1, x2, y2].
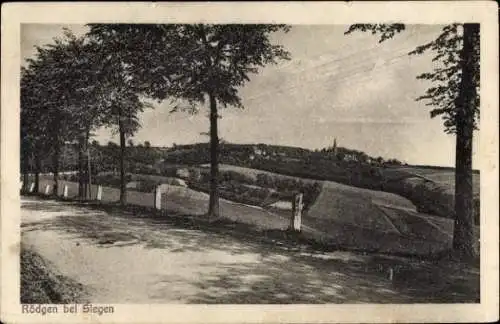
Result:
[1, 1, 498, 323]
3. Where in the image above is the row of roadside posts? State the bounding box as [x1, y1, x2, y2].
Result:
[20, 180, 303, 230]
[21, 180, 166, 211]
[20, 181, 103, 201]
[153, 186, 303, 230]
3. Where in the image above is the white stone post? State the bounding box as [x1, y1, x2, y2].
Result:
[44, 184, 51, 195]
[63, 185, 68, 198]
[20, 181, 23, 190]
[29, 183, 35, 193]
[96, 185, 103, 201]
[154, 185, 162, 210]
[290, 193, 303, 232]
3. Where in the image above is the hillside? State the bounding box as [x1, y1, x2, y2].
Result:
[26, 141, 480, 224]
[161, 143, 479, 223]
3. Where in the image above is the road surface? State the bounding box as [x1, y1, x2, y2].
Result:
[21, 197, 479, 303]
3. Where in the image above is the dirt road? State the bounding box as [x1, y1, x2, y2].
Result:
[21, 197, 479, 304]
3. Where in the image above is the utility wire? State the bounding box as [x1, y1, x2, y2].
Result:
[244, 49, 418, 103]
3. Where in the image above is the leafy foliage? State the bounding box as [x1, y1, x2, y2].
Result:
[21, 27, 154, 202]
[345, 24, 405, 43]
[21, 30, 107, 182]
[87, 24, 291, 111]
[345, 24, 480, 134]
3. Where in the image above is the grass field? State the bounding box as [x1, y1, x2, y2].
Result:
[212, 164, 416, 209]
[213, 163, 480, 222]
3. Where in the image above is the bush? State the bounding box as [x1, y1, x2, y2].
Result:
[302, 181, 323, 210]
[187, 168, 202, 182]
[137, 179, 162, 193]
[159, 165, 179, 177]
[256, 173, 275, 188]
[57, 174, 70, 181]
[220, 170, 255, 185]
[255, 173, 322, 211]
[194, 169, 256, 186]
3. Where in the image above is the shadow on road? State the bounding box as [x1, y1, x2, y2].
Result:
[22, 197, 480, 304]
[184, 250, 479, 304]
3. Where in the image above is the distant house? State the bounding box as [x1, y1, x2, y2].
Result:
[344, 154, 358, 162]
[252, 146, 267, 157]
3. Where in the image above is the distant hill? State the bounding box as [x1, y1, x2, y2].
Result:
[161, 142, 480, 224]
[25, 141, 479, 224]
[163, 142, 405, 167]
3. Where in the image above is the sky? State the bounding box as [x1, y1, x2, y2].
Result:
[21, 24, 480, 167]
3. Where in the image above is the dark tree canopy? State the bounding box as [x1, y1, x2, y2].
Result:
[87, 24, 291, 110]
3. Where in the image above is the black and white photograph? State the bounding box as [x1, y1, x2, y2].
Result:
[1, 2, 498, 324]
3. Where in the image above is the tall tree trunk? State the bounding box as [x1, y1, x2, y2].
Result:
[452, 23, 479, 260]
[52, 140, 60, 197]
[22, 163, 29, 192]
[21, 143, 29, 192]
[34, 152, 41, 194]
[118, 109, 127, 206]
[78, 134, 85, 199]
[86, 130, 92, 200]
[208, 93, 220, 219]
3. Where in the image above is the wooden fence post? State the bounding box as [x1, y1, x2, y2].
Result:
[96, 185, 103, 201]
[20, 181, 23, 191]
[290, 193, 303, 232]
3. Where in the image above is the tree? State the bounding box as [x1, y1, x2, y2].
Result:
[345, 24, 480, 260]
[20, 66, 51, 193]
[144, 141, 151, 148]
[88, 24, 291, 219]
[89, 40, 153, 206]
[21, 57, 53, 194]
[22, 29, 132, 200]
[21, 31, 93, 196]
[51, 30, 106, 198]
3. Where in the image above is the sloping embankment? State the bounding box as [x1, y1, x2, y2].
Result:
[382, 176, 480, 225]
[21, 244, 88, 304]
[304, 183, 460, 256]
[215, 162, 479, 226]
